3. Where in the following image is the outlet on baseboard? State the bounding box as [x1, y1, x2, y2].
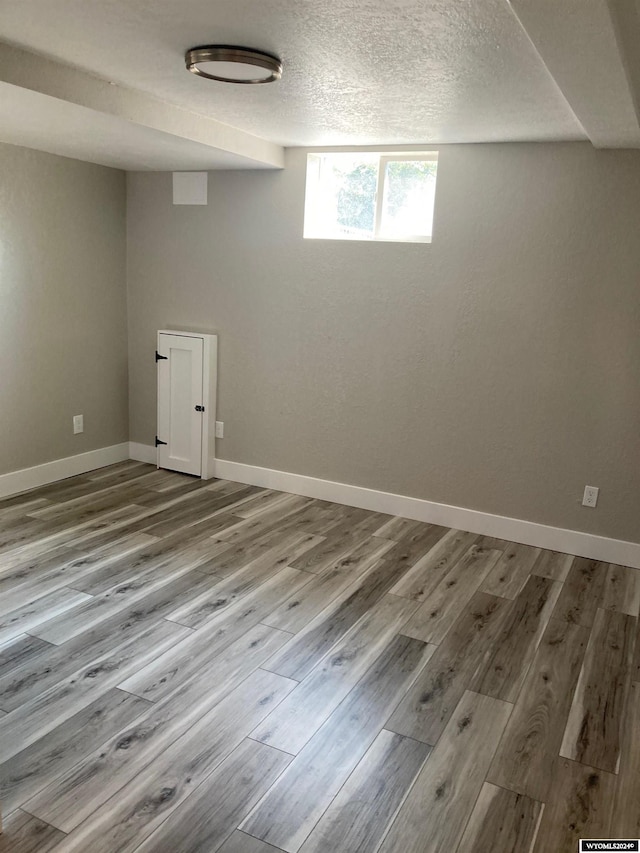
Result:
[215, 421, 224, 439]
[582, 485, 599, 508]
[73, 414, 84, 435]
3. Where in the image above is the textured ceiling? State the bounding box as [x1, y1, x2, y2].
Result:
[0, 0, 586, 147]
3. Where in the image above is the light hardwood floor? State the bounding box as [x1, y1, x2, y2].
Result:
[0, 460, 637, 852]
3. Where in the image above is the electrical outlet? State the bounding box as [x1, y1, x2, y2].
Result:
[582, 485, 599, 508]
[215, 421, 224, 439]
[73, 414, 84, 434]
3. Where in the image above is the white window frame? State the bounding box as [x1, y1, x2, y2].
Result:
[374, 153, 438, 243]
[304, 151, 438, 244]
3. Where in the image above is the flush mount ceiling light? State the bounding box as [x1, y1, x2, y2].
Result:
[185, 45, 282, 84]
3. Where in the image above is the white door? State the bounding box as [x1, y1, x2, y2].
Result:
[157, 333, 203, 476]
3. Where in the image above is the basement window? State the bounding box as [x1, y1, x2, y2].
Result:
[304, 151, 438, 243]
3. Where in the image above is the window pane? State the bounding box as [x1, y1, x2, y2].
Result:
[379, 160, 437, 240]
[304, 152, 438, 242]
[304, 153, 378, 240]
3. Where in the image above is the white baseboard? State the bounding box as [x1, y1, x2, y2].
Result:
[129, 442, 157, 465]
[7, 436, 637, 569]
[210, 457, 640, 570]
[0, 443, 130, 499]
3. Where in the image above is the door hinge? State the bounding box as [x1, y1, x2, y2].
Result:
[155, 436, 167, 447]
[155, 351, 168, 362]
[195, 405, 205, 412]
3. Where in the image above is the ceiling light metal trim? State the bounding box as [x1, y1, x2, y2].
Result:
[185, 45, 283, 84]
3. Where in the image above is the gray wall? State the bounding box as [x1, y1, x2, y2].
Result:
[127, 143, 640, 542]
[0, 142, 128, 474]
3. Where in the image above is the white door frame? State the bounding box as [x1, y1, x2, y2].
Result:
[157, 330, 218, 479]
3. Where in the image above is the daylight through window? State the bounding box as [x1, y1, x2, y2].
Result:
[304, 152, 438, 243]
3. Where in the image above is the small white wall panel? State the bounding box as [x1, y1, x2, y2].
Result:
[169, 348, 192, 460]
[172, 172, 208, 205]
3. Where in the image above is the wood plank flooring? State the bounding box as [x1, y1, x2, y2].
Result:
[0, 461, 638, 852]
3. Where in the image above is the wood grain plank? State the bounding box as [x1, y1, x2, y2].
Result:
[378, 691, 512, 853]
[165, 532, 323, 630]
[0, 548, 83, 606]
[455, 783, 543, 853]
[0, 541, 74, 580]
[390, 528, 479, 601]
[64, 489, 220, 552]
[234, 490, 302, 520]
[192, 514, 325, 579]
[611, 681, 640, 837]
[63, 521, 220, 596]
[262, 536, 397, 634]
[298, 729, 430, 853]
[0, 516, 64, 554]
[532, 758, 616, 853]
[240, 635, 432, 853]
[86, 460, 150, 483]
[0, 573, 214, 712]
[213, 495, 314, 544]
[127, 478, 209, 511]
[0, 635, 52, 682]
[387, 591, 510, 744]
[94, 465, 174, 491]
[531, 550, 574, 582]
[264, 558, 411, 681]
[0, 533, 156, 616]
[205, 508, 323, 567]
[56, 671, 296, 851]
[287, 511, 394, 574]
[27, 483, 148, 522]
[0, 689, 151, 814]
[479, 542, 542, 599]
[372, 516, 431, 542]
[400, 544, 501, 643]
[139, 505, 252, 543]
[137, 485, 258, 538]
[602, 563, 640, 616]
[126, 468, 188, 492]
[218, 833, 283, 853]
[252, 594, 418, 753]
[560, 607, 635, 773]
[135, 740, 293, 853]
[25, 624, 291, 833]
[380, 522, 449, 577]
[0, 587, 92, 644]
[119, 567, 310, 702]
[471, 574, 562, 703]
[0, 809, 65, 853]
[552, 557, 608, 627]
[487, 618, 589, 801]
[0, 471, 631, 852]
[2, 505, 156, 573]
[0, 482, 61, 508]
[29, 538, 222, 644]
[0, 618, 190, 763]
[0, 497, 51, 519]
[258, 499, 373, 537]
[31, 468, 145, 506]
[289, 506, 391, 545]
[0, 505, 51, 530]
